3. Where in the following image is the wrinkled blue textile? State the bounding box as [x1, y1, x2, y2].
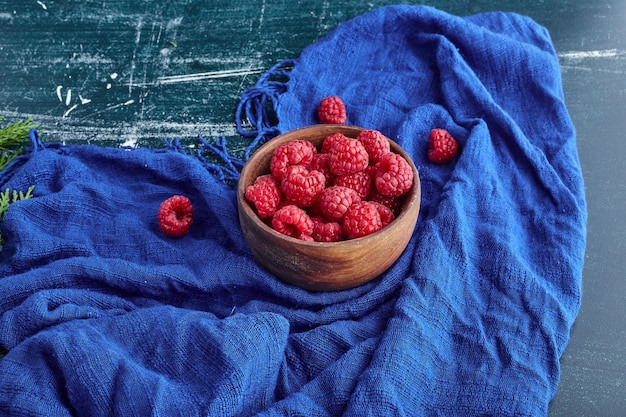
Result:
[0, 5, 586, 417]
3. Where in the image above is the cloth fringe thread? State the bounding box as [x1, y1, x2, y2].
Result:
[166, 57, 295, 185]
[163, 136, 244, 185]
[235, 59, 295, 160]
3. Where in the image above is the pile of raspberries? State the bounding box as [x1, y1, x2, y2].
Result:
[245, 129, 414, 242]
[158, 97, 458, 240]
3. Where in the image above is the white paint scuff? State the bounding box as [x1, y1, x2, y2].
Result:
[558, 49, 623, 60]
[79, 95, 91, 105]
[120, 137, 138, 148]
[63, 104, 78, 118]
[65, 89, 72, 106]
[152, 67, 264, 86]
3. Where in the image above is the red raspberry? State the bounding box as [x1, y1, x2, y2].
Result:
[368, 188, 401, 215]
[311, 216, 344, 242]
[270, 140, 317, 180]
[310, 153, 335, 185]
[342, 201, 383, 239]
[281, 165, 326, 207]
[328, 137, 369, 176]
[428, 128, 458, 164]
[272, 205, 314, 240]
[371, 201, 395, 227]
[317, 96, 347, 124]
[245, 174, 282, 218]
[318, 185, 361, 221]
[157, 195, 194, 237]
[321, 132, 348, 154]
[374, 152, 414, 197]
[357, 130, 390, 163]
[335, 171, 372, 199]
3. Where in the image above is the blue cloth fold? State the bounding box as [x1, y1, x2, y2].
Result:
[0, 5, 585, 416]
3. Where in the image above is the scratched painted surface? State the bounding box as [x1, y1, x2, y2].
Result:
[0, 0, 617, 149]
[1, 0, 626, 415]
[1, 0, 408, 149]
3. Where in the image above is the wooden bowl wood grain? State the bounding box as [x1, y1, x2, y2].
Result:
[237, 125, 421, 291]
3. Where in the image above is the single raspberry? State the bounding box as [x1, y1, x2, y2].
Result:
[270, 140, 317, 180]
[318, 96, 347, 124]
[428, 128, 458, 164]
[368, 188, 401, 215]
[374, 152, 414, 197]
[335, 171, 372, 199]
[310, 153, 335, 185]
[342, 201, 383, 239]
[318, 185, 361, 221]
[321, 132, 348, 154]
[370, 201, 395, 227]
[157, 195, 194, 237]
[245, 174, 282, 218]
[281, 165, 326, 207]
[328, 137, 369, 176]
[357, 130, 390, 163]
[272, 205, 314, 240]
[311, 216, 344, 242]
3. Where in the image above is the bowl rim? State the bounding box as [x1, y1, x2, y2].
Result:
[237, 124, 421, 249]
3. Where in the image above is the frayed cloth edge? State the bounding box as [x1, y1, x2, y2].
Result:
[235, 59, 295, 160]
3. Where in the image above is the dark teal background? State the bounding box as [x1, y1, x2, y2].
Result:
[1, 1, 625, 415]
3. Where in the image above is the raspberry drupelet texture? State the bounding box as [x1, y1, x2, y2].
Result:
[311, 216, 344, 242]
[374, 152, 414, 197]
[318, 96, 347, 124]
[368, 188, 402, 215]
[428, 128, 459, 164]
[335, 171, 372, 200]
[357, 129, 390, 163]
[328, 136, 369, 176]
[245, 174, 282, 218]
[321, 132, 348, 154]
[342, 201, 383, 239]
[281, 165, 326, 207]
[272, 205, 314, 240]
[157, 195, 194, 238]
[310, 153, 335, 185]
[319, 185, 361, 221]
[371, 201, 395, 227]
[270, 139, 317, 180]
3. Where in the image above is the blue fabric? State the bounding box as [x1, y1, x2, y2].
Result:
[0, 5, 586, 417]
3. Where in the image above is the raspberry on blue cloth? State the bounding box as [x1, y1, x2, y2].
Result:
[0, 5, 585, 416]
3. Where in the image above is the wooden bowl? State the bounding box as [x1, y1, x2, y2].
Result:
[237, 125, 421, 291]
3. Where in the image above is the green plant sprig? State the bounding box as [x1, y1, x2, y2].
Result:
[0, 116, 40, 172]
[0, 185, 35, 246]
